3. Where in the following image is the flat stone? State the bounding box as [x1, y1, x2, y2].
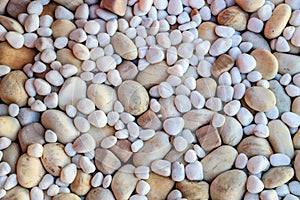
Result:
[101, 0, 127, 16]
[201, 145, 238, 182]
[251, 48, 278, 80]
[0, 70, 28, 107]
[41, 110, 79, 144]
[237, 136, 273, 158]
[183, 109, 215, 131]
[262, 167, 294, 188]
[235, 0, 265, 12]
[1, 186, 30, 200]
[196, 78, 217, 99]
[2, 143, 20, 173]
[196, 125, 221, 152]
[211, 54, 234, 78]
[0, 116, 21, 140]
[53, 193, 81, 200]
[73, 134, 96, 153]
[293, 129, 300, 149]
[146, 173, 174, 200]
[217, 6, 249, 31]
[137, 110, 162, 131]
[117, 61, 138, 80]
[0, 15, 24, 33]
[176, 180, 209, 200]
[210, 170, 247, 200]
[51, 19, 76, 39]
[111, 32, 137, 60]
[110, 140, 133, 163]
[53, 0, 83, 11]
[56, 48, 82, 70]
[274, 52, 300, 75]
[268, 120, 294, 158]
[269, 80, 291, 114]
[7, 0, 31, 18]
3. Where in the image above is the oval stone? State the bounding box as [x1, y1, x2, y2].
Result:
[262, 167, 294, 188]
[111, 32, 137, 60]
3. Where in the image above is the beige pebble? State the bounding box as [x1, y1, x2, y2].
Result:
[101, 0, 127, 16]
[72, 43, 90, 60]
[18, 123, 45, 152]
[52, 193, 81, 200]
[176, 180, 209, 200]
[41, 143, 71, 176]
[0, 70, 28, 106]
[210, 170, 247, 200]
[111, 32, 137, 60]
[183, 109, 215, 131]
[56, 48, 81, 71]
[251, 48, 279, 80]
[244, 86, 276, 112]
[87, 83, 117, 113]
[146, 172, 174, 200]
[196, 125, 221, 152]
[268, 120, 294, 158]
[197, 22, 218, 43]
[94, 148, 121, 175]
[274, 52, 300, 75]
[133, 132, 172, 166]
[211, 54, 234, 78]
[220, 116, 243, 146]
[217, 6, 249, 31]
[118, 80, 149, 116]
[264, 3, 291, 39]
[262, 166, 294, 188]
[111, 164, 139, 200]
[292, 97, 300, 115]
[237, 136, 273, 158]
[117, 61, 138, 80]
[235, 0, 265, 12]
[41, 110, 79, 144]
[0, 15, 24, 33]
[136, 62, 169, 89]
[51, 19, 76, 39]
[27, 143, 43, 158]
[196, 78, 217, 99]
[70, 170, 91, 196]
[72, 133, 96, 153]
[295, 152, 300, 181]
[60, 163, 77, 184]
[201, 145, 238, 182]
[1, 186, 30, 200]
[137, 110, 162, 131]
[17, 153, 45, 188]
[0, 116, 21, 140]
[110, 139, 133, 163]
[86, 188, 115, 200]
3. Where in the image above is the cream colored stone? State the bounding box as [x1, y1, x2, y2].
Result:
[146, 173, 174, 200]
[217, 6, 249, 31]
[2, 186, 30, 200]
[196, 125, 221, 152]
[111, 32, 137, 60]
[0, 15, 24, 33]
[101, 0, 127, 16]
[86, 188, 115, 200]
[70, 170, 91, 196]
[73, 134, 96, 153]
[176, 180, 209, 200]
[52, 193, 81, 200]
[295, 152, 300, 181]
[237, 136, 273, 158]
[197, 22, 218, 43]
[196, 78, 217, 99]
[220, 116, 243, 146]
[183, 109, 215, 131]
[94, 148, 121, 175]
[0, 116, 21, 140]
[235, 0, 265, 12]
[262, 167, 294, 188]
[2, 143, 20, 173]
[274, 52, 300, 75]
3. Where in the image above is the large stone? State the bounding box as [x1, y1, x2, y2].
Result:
[0, 116, 21, 140]
[237, 136, 273, 158]
[269, 80, 291, 114]
[111, 32, 137, 60]
[274, 52, 300, 75]
[262, 167, 294, 188]
[176, 180, 209, 200]
[146, 172, 174, 200]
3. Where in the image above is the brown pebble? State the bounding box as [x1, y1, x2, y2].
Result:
[101, 0, 127, 16]
[197, 22, 218, 43]
[262, 166, 294, 188]
[217, 6, 249, 31]
[0, 70, 28, 107]
[94, 148, 121, 175]
[211, 54, 234, 78]
[196, 78, 217, 99]
[70, 170, 92, 196]
[146, 172, 174, 200]
[0, 15, 24, 33]
[6, 0, 31, 18]
[18, 123, 45, 152]
[137, 110, 163, 131]
[51, 19, 76, 39]
[111, 32, 138, 60]
[196, 125, 221, 152]
[110, 139, 133, 163]
[0, 116, 21, 140]
[0, 0, 9, 14]
[235, 0, 265, 12]
[40, 2, 57, 17]
[292, 97, 300, 115]
[295, 152, 300, 181]
[237, 136, 273, 158]
[176, 180, 209, 200]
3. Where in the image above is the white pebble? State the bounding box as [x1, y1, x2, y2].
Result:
[167, 190, 182, 200]
[79, 156, 96, 174]
[91, 172, 103, 187]
[0, 162, 10, 176]
[47, 184, 59, 196]
[281, 112, 300, 128]
[258, 4, 272, 21]
[107, 69, 122, 86]
[135, 166, 150, 180]
[247, 175, 264, 194]
[163, 117, 184, 136]
[24, 14, 39, 33]
[212, 113, 226, 128]
[190, 91, 205, 109]
[8, 103, 19, 117]
[205, 97, 222, 111]
[260, 190, 278, 200]
[101, 136, 117, 149]
[270, 153, 291, 166]
[167, 0, 183, 15]
[286, 85, 300, 97]
[74, 116, 90, 133]
[185, 161, 203, 181]
[31, 100, 47, 112]
[253, 124, 269, 138]
[27, 1, 43, 15]
[3, 174, 17, 190]
[247, 155, 269, 174]
[247, 71, 262, 82]
[5, 31, 24, 49]
[247, 17, 264, 33]
[209, 38, 232, 57]
[146, 45, 164, 64]
[131, 139, 144, 152]
[39, 174, 54, 190]
[184, 149, 197, 163]
[60, 163, 77, 184]
[55, 6, 74, 20]
[284, 194, 299, 200]
[45, 130, 58, 143]
[30, 187, 44, 200]
[27, 143, 44, 158]
[266, 106, 279, 120]
[60, 64, 78, 78]
[236, 53, 256, 74]
[173, 136, 188, 152]
[102, 175, 112, 189]
[215, 26, 235, 38]
[235, 153, 248, 169]
[174, 95, 192, 113]
[237, 107, 253, 126]
[171, 162, 185, 182]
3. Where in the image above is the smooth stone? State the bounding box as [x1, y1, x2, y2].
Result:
[196, 77, 217, 99]
[73, 134, 96, 153]
[41, 143, 71, 176]
[217, 6, 249, 31]
[244, 86, 276, 112]
[111, 32, 137, 60]
[53, 193, 81, 200]
[209, 38, 232, 56]
[210, 170, 247, 200]
[246, 155, 269, 174]
[17, 153, 45, 188]
[58, 77, 87, 110]
[159, 96, 181, 120]
[101, 0, 127, 16]
[18, 123, 45, 152]
[211, 54, 234, 78]
[111, 165, 138, 200]
[262, 167, 294, 188]
[53, 0, 83, 11]
[110, 139, 133, 163]
[86, 188, 115, 200]
[264, 3, 291, 39]
[235, 0, 265, 12]
[185, 161, 203, 181]
[197, 22, 218, 43]
[270, 153, 291, 166]
[136, 62, 169, 89]
[2, 143, 20, 173]
[41, 110, 79, 144]
[201, 145, 238, 182]
[176, 180, 209, 200]
[70, 170, 91, 196]
[117, 61, 138, 80]
[269, 80, 291, 114]
[196, 125, 221, 152]
[56, 48, 82, 70]
[242, 31, 271, 51]
[60, 163, 77, 184]
[1, 186, 30, 200]
[220, 116, 243, 146]
[247, 175, 264, 194]
[7, 0, 31, 18]
[137, 110, 162, 131]
[51, 19, 76, 39]
[281, 112, 300, 128]
[0, 70, 28, 107]
[94, 148, 121, 175]
[146, 173, 174, 200]
[163, 117, 184, 136]
[268, 120, 294, 158]
[274, 52, 300, 75]
[237, 136, 273, 158]
[0, 15, 24, 33]
[0, 116, 21, 140]
[251, 48, 278, 80]
[133, 132, 172, 166]
[295, 152, 300, 181]
[151, 159, 171, 177]
[183, 109, 215, 131]
[118, 80, 149, 116]
[87, 83, 117, 113]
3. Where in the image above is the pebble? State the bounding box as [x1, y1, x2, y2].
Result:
[210, 170, 247, 200]
[94, 148, 121, 175]
[86, 188, 114, 200]
[1, 186, 30, 200]
[27, 143, 43, 158]
[269, 80, 291, 114]
[171, 162, 185, 182]
[217, 6, 248, 31]
[220, 116, 243, 146]
[163, 117, 184, 136]
[237, 107, 253, 126]
[101, 0, 127, 16]
[185, 161, 203, 181]
[196, 125, 221, 152]
[70, 170, 91, 196]
[262, 167, 294, 188]
[247, 175, 264, 194]
[235, 153, 248, 169]
[247, 155, 269, 174]
[209, 38, 232, 56]
[281, 112, 300, 128]
[59, 163, 77, 184]
[135, 166, 150, 180]
[176, 180, 209, 200]
[5, 31, 24, 49]
[88, 110, 107, 128]
[270, 153, 291, 166]
[0, 15, 24, 33]
[111, 32, 137, 60]
[264, 3, 291, 39]
[275, 52, 300, 75]
[167, 0, 183, 15]
[72, 133, 95, 153]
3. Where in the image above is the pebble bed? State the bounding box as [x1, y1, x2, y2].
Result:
[0, 0, 300, 199]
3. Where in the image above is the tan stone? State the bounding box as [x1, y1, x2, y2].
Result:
[292, 97, 300, 115]
[220, 116, 243, 146]
[201, 145, 238, 182]
[0, 15, 24, 33]
[56, 48, 82, 70]
[137, 110, 162, 131]
[159, 96, 181, 120]
[110, 139, 133, 163]
[6, 0, 31, 18]
[137, 62, 169, 89]
[51, 20, 76, 39]
[146, 173, 174, 200]
[2, 186, 30, 200]
[2, 143, 20, 173]
[111, 32, 138, 60]
[196, 78, 217, 99]
[251, 48, 278, 80]
[95, 148, 121, 175]
[86, 188, 115, 200]
[53, 193, 81, 200]
[293, 129, 300, 149]
[18, 123, 45, 152]
[87, 126, 115, 147]
[17, 154, 46, 188]
[70, 170, 92, 196]
[295, 152, 300, 181]
[244, 86, 276, 112]
[117, 61, 138, 80]
[53, 0, 83, 11]
[101, 0, 127, 16]
[268, 120, 294, 158]
[264, 3, 291, 39]
[274, 52, 300, 75]
[40, 2, 57, 17]
[262, 167, 294, 188]
[0, 70, 28, 107]
[210, 170, 247, 200]
[183, 109, 215, 131]
[118, 80, 149, 116]
[0, 116, 21, 140]
[41, 143, 71, 176]
[196, 125, 221, 152]
[211, 54, 234, 78]
[197, 22, 218, 43]
[176, 180, 209, 200]
[217, 6, 249, 31]
[237, 136, 273, 158]
[235, 0, 265, 12]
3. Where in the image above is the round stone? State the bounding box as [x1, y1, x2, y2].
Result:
[245, 86, 276, 112]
